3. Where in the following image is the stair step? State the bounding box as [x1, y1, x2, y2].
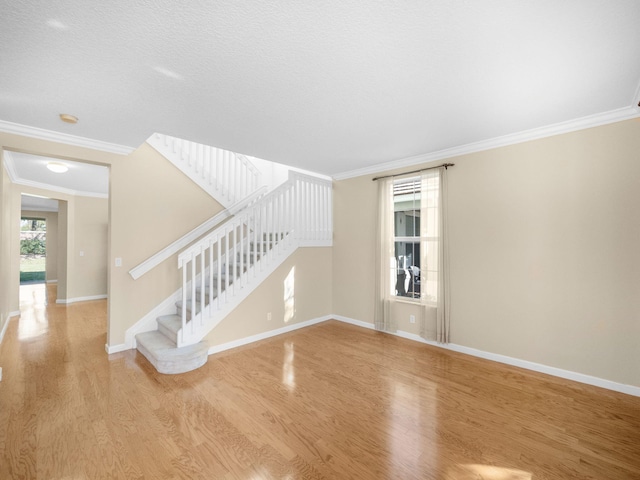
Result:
[175, 299, 201, 315]
[135, 331, 208, 374]
[156, 314, 182, 343]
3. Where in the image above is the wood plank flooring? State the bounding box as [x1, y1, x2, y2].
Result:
[1, 284, 639, 479]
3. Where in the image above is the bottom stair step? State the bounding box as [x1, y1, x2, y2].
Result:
[135, 331, 208, 374]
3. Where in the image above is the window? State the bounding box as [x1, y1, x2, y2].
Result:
[391, 172, 440, 302]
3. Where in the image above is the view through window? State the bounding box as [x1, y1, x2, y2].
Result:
[20, 217, 46, 283]
[392, 173, 439, 301]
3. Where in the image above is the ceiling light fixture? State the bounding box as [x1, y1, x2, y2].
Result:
[59, 113, 78, 124]
[47, 162, 69, 173]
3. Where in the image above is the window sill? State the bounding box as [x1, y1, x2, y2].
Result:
[393, 296, 420, 305]
[392, 296, 437, 307]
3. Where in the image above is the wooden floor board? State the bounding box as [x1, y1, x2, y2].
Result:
[1, 284, 640, 479]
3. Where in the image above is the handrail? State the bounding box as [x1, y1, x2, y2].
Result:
[175, 172, 333, 347]
[129, 186, 267, 280]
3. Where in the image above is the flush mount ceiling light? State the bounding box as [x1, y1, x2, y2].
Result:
[47, 162, 69, 173]
[59, 113, 78, 124]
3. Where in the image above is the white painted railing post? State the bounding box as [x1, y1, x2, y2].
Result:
[176, 171, 332, 347]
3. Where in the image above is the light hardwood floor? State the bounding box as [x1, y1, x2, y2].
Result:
[1, 284, 639, 479]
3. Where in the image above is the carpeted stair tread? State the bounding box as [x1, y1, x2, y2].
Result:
[135, 331, 208, 374]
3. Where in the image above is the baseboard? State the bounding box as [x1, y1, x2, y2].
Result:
[9, 311, 20, 318]
[105, 343, 129, 354]
[124, 288, 182, 350]
[56, 294, 107, 304]
[331, 315, 640, 397]
[0, 315, 11, 346]
[46, 279, 58, 284]
[208, 315, 333, 356]
[332, 315, 376, 330]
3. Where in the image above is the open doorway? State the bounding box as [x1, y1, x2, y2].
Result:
[20, 216, 47, 284]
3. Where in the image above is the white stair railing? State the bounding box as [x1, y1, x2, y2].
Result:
[147, 133, 262, 208]
[176, 171, 332, 347]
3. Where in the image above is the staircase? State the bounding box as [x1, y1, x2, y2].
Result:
[132, 136, 332, 374]
[147, 133, 262, 208]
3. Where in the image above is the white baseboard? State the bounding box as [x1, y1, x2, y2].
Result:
[208, 315, 333, 356]
[56, 294, 107, 304]
[105, 343, 129, 354]
[9, 311, 20, 318]
[46, 279, 58, 284]
[331, 315, 640, 397]
[0, 315, 11, 346]
[124, 288, 182, 350]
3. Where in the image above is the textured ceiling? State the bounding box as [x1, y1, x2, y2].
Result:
[1, 0, 639, 176]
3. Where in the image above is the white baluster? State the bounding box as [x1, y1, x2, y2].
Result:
[181, 261, 187, 332]
[190, 251, 197, 335]
[217, 238, 222, 307]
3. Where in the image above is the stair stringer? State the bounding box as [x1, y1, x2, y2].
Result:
[178, 239, 298, 347]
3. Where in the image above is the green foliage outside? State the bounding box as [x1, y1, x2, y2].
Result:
[20, 218, 47, 283]
[20, 234, 46, 256]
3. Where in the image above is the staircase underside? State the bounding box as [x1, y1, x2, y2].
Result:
[136, 331, 208, 374]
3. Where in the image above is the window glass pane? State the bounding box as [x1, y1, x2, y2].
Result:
[389, 174, 439, 301]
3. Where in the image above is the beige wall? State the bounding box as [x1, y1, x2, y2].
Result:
[69, 196, 109, 299]
[1, 133, 118, 315]
[14, 186, 108, 302]
[108, 143, 224, 345]
[205, 247, 333, 347]
[21, 209, 59, 282]
[4, 121, 638, 390]
[332, 119, 640, 388]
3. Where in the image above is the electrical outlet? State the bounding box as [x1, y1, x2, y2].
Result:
[115, 257, 122, 267]
[267, 312, 272, 321]
[409, 315, 416, 324]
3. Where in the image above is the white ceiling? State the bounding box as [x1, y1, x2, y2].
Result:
[5, 151, 109, 198]
[1, 1, 639, 177]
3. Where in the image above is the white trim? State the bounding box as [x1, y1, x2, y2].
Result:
[332, 315, 375, 330]
[5, 150, 108, 198]
[105, 343, 129, 354]
[10, 177, 108, 199]
[56, 294, 107, 304]
[3, 151, 19, 182]
[333, 106, 640, 180]
[208, 315, 332, 356]
[0, 315, 11, 345]
[9, 311, 20, 318]
[123, 288, 182, 349]
[0, 119, 134, 155]
[46, 279, 58, 284]
[331, 315, 640, 397]
[128, 186, 267, 280]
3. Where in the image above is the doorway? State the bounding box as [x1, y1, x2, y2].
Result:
[20, 216, 47, 284]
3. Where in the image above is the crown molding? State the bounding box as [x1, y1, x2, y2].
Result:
[0, 119, 135, 155]
[333, 106, 640, 181]
[11, 176, 107, 199]
[2, 150, 19, 182]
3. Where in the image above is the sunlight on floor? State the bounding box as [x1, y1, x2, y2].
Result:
[388, 380, 436, 475]
[282, 341, 296, 390]
[18, 283, 49, 340]
[283, 266, 295, 323]
[450, 464, 533, 479]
